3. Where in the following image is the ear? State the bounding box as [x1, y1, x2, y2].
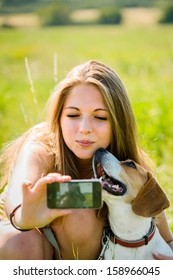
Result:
[132, 172, 170, 217]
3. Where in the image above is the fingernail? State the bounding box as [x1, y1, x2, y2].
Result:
[24, 180, 31, 185]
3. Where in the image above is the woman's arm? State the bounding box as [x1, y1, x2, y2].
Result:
[4, 141, 71, 230]
[154, 211, 173, 259]
[156, 211, 173, 247]
[5, 141, 53, 214]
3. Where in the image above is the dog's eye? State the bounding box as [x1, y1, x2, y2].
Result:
[123, 161, 136, 169]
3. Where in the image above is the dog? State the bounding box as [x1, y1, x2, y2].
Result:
[93, 148, 173, 259]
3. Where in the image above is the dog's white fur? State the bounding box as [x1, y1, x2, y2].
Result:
[101, 156, 173, 260]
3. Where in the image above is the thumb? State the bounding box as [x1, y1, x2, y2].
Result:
[22, 180, 32, 195]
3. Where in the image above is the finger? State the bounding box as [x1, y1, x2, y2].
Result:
[47, 173, 62, 177]
[153, 253, 173, 260]
[46, 173, 71, 182]
[39, 174, 71, 185]
[31, 175, 71, 192]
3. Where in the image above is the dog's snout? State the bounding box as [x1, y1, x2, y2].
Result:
[92, 148, 107, 178]
[94, 148, 108, 161]
[93, 148, 121, 178]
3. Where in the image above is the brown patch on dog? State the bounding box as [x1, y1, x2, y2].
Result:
[132, 172, 170, 217]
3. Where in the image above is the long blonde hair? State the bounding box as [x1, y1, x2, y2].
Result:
[47, 60, 150, 178]
[0, 60, 150, 188]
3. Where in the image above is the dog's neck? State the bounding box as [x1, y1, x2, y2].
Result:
[104, 197, 152, 241]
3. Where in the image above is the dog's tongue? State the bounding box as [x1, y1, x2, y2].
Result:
[101, 178, 127, 196]
[93, 148, 127, 196]
[95, 164, 103, 178]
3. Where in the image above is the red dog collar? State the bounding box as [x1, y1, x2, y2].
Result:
[109, 219, 156, 248]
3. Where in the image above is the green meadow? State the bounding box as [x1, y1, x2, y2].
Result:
[0, 24, 173, 229]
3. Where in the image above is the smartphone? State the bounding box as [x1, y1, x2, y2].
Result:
[47, 179, 102, 209]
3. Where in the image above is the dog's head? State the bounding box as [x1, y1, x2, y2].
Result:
[93, 148, 170, 217]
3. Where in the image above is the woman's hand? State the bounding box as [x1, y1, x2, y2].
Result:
[153, 253, 173, 260]
[153, 240, 173, 259]
[14, 173, 72, 229]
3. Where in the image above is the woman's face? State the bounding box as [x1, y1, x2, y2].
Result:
[60, 83, 112, 160]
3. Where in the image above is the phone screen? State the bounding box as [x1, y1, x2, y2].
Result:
[47, 180, 102, 209]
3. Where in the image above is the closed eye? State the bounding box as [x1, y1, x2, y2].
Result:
[67, 114, 79, 118]
[123, 161, 136, 169]
[95, 116, 107, 120]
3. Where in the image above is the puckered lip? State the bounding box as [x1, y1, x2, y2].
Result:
[93, 148, 127, 196]
[76, 140, 94, 146]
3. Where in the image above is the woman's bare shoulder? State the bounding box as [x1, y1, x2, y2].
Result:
[15, 123, 56, 175]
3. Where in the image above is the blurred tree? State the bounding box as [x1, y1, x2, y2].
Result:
[1, 0, 35, 5]
[98, 7, 122, 24]
[2, 0, 173, 10]
[159, 4, 173, 23]
[38, 0, 71, 26]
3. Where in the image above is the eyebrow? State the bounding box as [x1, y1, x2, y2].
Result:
[64, 106, 108, 112]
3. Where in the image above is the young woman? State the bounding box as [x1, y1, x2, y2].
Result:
[0, 60, 172, 259]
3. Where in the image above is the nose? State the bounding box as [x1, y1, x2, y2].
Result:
[79, 117, 92, 134]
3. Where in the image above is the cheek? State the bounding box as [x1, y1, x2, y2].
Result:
[61, 120, 74, 136]
[61, 119, 79, 149]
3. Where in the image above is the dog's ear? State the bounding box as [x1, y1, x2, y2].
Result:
[132, 172, 170, 217]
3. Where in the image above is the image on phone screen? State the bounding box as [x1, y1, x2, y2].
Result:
[47, 180, 102, 209]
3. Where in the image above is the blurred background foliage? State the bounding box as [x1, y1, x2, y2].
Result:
[0, 0, 173, 26]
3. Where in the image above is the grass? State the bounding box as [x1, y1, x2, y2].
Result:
[0, 24, 173, 229]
